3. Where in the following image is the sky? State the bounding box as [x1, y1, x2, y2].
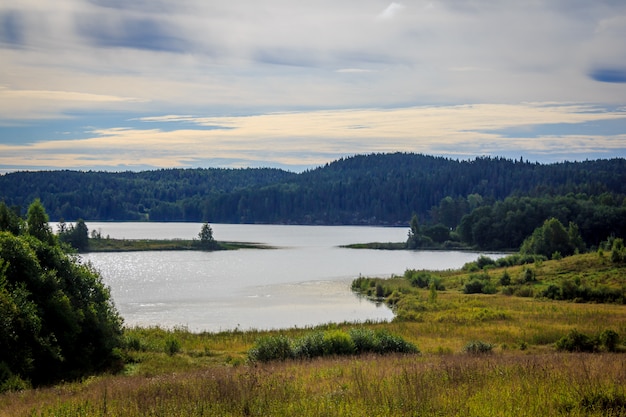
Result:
[1, 0, 626, 173]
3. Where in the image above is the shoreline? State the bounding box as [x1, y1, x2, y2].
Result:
[82, 238, 271, 252]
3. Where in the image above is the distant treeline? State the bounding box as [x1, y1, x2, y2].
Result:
[1, 153, 625, 249]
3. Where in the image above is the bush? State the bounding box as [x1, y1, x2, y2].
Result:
[555, 329, 597, 352]
[349, 328, 378, 354]
[463, 340, 494, 354]
[405, 270, 445, 290]
[599, 329, 620, 352]
[463, 274, 496, 294]
[248, 335, 293, 363]
[499, 270, 511, 286]
[406, 270, 431, 288]
[250, 328, 419, 362]
[165, 336, 181, 356]
[323, 330, 355, 356]
[292, 332, 325, 359]
[374, 330, 420, 354]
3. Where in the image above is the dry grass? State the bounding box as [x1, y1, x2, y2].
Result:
[2, 253, 625, 416]
[3, 353, 625, 416]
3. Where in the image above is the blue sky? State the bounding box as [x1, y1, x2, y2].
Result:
[1, 1, 625, 173]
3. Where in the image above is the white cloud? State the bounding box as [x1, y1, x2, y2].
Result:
[0, 1, 625, 170]
[378, 2, 405, 20]
[1, 103, 624, 171]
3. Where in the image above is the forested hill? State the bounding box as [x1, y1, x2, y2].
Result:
[1, 153, 625, 226]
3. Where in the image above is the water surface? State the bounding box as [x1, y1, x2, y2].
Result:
[79, 223, 500, 331]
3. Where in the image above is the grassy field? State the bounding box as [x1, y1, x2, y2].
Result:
[2, 253, 625, 416]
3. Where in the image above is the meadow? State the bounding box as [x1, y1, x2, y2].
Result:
[1, 253, 625, 416]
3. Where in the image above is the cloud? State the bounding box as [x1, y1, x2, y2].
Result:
[378, 2, 405, 20]
[589, 68, 626, 83]
[0, 1, 625, 172]
[1, 103, 624, 172]
[0, 86, 148, 120]
[76, 14, 189, 52]
[0, 10, 24, 47]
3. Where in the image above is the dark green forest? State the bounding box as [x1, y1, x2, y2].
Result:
[1, 153, 625, 250]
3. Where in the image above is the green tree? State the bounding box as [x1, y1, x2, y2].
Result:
[0, 202, 22, 235]
[198, 222, 218, 250]
[0, 202, 123, 389]
[58, 219, 89, 252]
[26, 199, 54, 245]
[520, 218, 583, 259]
[406, 214, 421, 249]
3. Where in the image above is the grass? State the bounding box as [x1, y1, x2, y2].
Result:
[2, 253, 625, 416]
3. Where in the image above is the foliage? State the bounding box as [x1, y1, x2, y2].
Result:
[520, 218, 585, 259]
[1, 154, 625, 238]
[463, 273, 497, 294]
[248, 335, 294, 362]
[0, 201, 123, 390]
[57, 219, 89, 251]
[248, 328, 418, 363]
[610, 238, 626, 263]
[404, 269, 445, 290]
[463, 340, 494, 354]
[164, 336, 182, 356]
[555, 329, 599, 352]
[196, 222, 218, 250]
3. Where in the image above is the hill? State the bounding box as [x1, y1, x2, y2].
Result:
[1, 153, 624, 227]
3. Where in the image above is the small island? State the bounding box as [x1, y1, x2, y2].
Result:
[57, 218, 269, 252]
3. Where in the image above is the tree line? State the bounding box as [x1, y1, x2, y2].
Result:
[1, 153, 625, 251]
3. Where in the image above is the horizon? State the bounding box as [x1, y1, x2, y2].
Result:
[2, 151, 624, 176]
[1, 2, 625, 172]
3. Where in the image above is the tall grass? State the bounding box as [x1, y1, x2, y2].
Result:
[2, 253, 625, 416]
[3, 353, 625, 416]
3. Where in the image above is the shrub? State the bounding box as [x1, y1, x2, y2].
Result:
[499, 270, 511, 286]
[165, 336, 181, 356]
[520, 267, 536, 283]
[349, 328, 378, 354]
[406, 270, 431, 288]
[250, 328, 419, 362]
[555, 329, 597, 352]
[463, 274, 496, 294]
[248, 335, 293, 363]
[463, 340, 494, 354]
[599, 329, 620, 352]
[292, 332, 325, 359]
[405, 270, 445, 290]
[513, 286, 534, 298]
[476, 255, 496, 269]
[125, 335, 147, 352]
[323, 330, 355, 356]
[374, 330, 419, 354]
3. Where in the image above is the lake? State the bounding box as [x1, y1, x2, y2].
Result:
[75, 223, 503, 332]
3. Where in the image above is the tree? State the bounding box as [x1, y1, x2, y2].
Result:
[0, 202, 123, 390]
[406, 214, 421, 249]
[26, 199, 54, 245]
[520, 217, 584, 259]
[0, 202, 22, 235]
[58, 219, 89, 252]
[198, 222, 218, 250]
